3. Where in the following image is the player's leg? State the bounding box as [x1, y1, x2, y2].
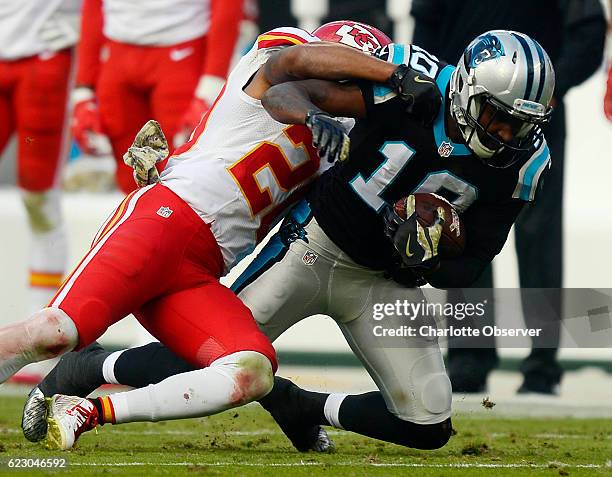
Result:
[45, 282, 277, 450]
[27, 202, 330, 450]
[15, 51, 73, 313]
[263, 265, 453, 449]
[446, 266, 499, 392]
[0, 60, 16, 154]
[514, 102, 565, 394]
[150, 37, 204, 146]
[0, 183, 201, 383]
[97, 42, 151, 194]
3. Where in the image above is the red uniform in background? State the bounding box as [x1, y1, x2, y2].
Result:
[73, 0, 254, 193]
[0, 0, 80, 312]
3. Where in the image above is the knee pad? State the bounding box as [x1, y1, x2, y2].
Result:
[421, 372, 452, 416]
[211, 351, 274, 404]
[21, 189, 63, 234]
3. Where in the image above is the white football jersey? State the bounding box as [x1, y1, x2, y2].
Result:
[162, 27, 334, 271]
[103, 0, 210, 46]
[0, 0, 81, 60]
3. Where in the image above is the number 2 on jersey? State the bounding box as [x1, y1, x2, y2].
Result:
[228, 125, 320, 217]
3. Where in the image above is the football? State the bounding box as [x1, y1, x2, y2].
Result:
[393, 193, 466, 258]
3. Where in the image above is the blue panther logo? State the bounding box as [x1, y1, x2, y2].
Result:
[466, 34, 505, 68]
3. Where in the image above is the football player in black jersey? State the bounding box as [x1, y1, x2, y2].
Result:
[21, 30, 554, 452]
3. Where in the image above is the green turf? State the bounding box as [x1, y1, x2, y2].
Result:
[0, 395, 610, 476]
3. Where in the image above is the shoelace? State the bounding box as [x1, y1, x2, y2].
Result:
[65, 402, 99, 438]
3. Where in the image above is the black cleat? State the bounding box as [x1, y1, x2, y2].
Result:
[259, 377, 334, 452]
[22, 342, 109, 442]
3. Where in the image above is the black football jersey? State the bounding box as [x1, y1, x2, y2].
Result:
[307, 43, 551, 285]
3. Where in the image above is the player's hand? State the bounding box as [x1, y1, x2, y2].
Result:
[305, 110, 350, 163]
[173, 97, 209, 147]
[605, 64, 612, 122]
[382, 195, 445, 268]
[123, 120, 169, 187]
[173, 75, 225, 147]
[386, 64, 442, 126]
[71, 87, 112, 156]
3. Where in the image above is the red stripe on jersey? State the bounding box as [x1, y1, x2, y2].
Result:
[257, 30, 312, 49]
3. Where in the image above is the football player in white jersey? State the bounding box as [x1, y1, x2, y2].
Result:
[4, 23, 435, 450]
[22, 28, 556, 455]
[0, 0, 80, 315]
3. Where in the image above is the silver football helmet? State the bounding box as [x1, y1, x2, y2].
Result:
[449, 30, 555, 167]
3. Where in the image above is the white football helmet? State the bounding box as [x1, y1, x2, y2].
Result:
[449, 30, 555, 167]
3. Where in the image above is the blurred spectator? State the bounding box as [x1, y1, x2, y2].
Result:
[72, 0, 254, 194]
[412, 0, 606, 394]
[322, 0, 391, 33]
[0, 0, 81, 313]
[259, 0, 391, 36]
[258, 0, 296, 31]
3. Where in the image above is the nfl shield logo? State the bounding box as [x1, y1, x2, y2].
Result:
[157, 206, 173, 218]
[302, 250, 318, 266]
[438, 141, 454, 158]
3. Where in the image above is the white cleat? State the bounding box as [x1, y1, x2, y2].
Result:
[45, 394, 99, 450]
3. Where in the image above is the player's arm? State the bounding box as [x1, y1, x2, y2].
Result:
[262, 79, 367, 124]
[174, 0, 244, 146]
[71, 0, 111, 156]
[248, 42, 441, 117]
[74, 0, 104, 90]
[425, 199, 524, 289]
[262, 42, 397, 87]
[262, 79, 366, 163]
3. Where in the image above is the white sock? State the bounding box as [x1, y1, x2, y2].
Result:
[102, 350, 126, 385]
[0, 308, 78, 383]
[106, 351, 273, 424]
[22, 189, 68, 314]
[324, 393, 348, 429]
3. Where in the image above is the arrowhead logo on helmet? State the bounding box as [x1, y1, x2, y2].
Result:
[312, 21, 392, 54]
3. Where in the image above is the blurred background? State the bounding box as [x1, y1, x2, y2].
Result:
[1, 0, 611, 413]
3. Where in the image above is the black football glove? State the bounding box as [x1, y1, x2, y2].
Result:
[305, 110, 350, 163]
[384, 260, 428, 288]
[386, 64, 442, 126]
[382, 194, 445, 268]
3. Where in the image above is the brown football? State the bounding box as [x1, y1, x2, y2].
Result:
[393, 193, 466, 258]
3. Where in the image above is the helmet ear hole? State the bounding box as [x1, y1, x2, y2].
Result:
[458, 75, 464, 93]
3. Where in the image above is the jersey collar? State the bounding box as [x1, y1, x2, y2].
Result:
[433, 65, 471, 156]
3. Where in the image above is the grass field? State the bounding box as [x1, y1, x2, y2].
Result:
[0, 395, 610, 476]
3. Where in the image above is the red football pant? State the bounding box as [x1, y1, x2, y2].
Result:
[49, 183, 277, 370]
[0, 49, 72, 191]
[97, 37, 206, 194]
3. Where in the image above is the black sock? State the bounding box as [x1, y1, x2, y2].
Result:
[113, 342, 196, 388]
[259, 376, 329, 425]
[337, 391, 452, 449]
[89, 398, 105, 423]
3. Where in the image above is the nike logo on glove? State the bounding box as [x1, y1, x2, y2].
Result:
[414, 75, 435, 85]
[405, 235, 414, 257]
